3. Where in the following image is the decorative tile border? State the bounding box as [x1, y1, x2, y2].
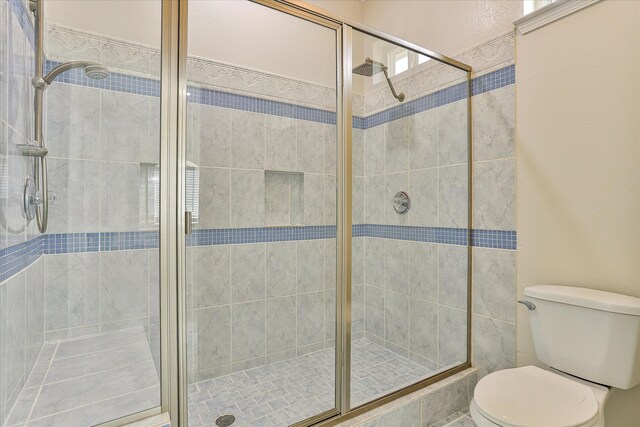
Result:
[0, 235, 45, 283]
[44, 58, 514, 131]
[0, 224, 516, 283]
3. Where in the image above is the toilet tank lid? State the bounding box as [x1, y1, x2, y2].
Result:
[525, 285, 640, 316]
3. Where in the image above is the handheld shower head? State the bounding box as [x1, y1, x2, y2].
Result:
[352, 57, 405, 103]
[39, 61, 110, 86]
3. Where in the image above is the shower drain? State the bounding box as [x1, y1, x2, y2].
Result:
[215, 414, 236, 426]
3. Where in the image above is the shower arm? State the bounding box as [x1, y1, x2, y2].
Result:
[380, 67, 405, 103]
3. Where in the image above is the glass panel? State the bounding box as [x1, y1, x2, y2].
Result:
[0, 0, 162, 425]
[185, 2, 338, 426]
[351, 29, 469, 408]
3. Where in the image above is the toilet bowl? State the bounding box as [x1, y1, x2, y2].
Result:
[470, 285, 640, 427]
[470, 366, 610, 427]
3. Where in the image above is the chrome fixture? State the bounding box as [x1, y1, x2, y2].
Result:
[352, 57, 405, 102]
[26, 0, 109, 232]
[392, 191, 410, 214]
[518, 300, 536, 310]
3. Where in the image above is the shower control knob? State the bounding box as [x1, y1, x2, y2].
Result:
[392, 191, 410, 214]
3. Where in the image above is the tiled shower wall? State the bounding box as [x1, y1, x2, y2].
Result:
[0, 1, 45, 425]
[358, 33, 517, 379]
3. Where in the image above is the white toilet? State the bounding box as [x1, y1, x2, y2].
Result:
[471, 285, 640, 427]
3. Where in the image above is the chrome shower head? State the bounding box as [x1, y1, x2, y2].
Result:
[41, 61, 110, 86]
[352, 57, 405, 103]
[83, 64, 109, 80]
[352, 57, 387, 77]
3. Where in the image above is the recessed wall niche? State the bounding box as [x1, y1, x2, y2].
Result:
[265, 170, 304, 226]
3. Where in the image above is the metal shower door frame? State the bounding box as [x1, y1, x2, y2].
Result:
[170, 1, 474, 426]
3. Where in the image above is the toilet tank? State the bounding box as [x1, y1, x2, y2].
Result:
[524, 285, 640, 389]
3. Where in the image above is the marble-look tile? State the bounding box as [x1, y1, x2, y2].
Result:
[146, 99, 160, 164]
[5, 385, 37, 426]
[473, 85, 514, 161]
[265, 171, 290, 226]
[438, 100, 468, 166]
[408, 108, 438, 170]
[265, 242, 296, 298]
[41, 256, 95, 337]
[422, 377, 468, 426]
[297, 121, 324, 174]
[266, 296, 296, 354]
[325, 124, 336, 174]
[7, 12, 28, 138]
[188, 104, 231, 168]
[100, 90, 150, 162]
[353, 176, 365, 225]
[410, 298, 437, 361]
[231, 243, 265, 303]
[325, 239, 336, 290]
[364, 285, 384, 339]
[438, 306, 467, 368]
[297, 291, 324, 346]
[473, 158, 515, 230]
[0, 284, 6, 419]
[384, 239, 409, 295]
[325, 289, 336, 341]
[230, 169, 265, 227]
[25, 258, 44, 367]
[303, 173, 324, 225]
[472, 315, 515, 379]
[409, 242, 438, 302]
[232, 301, 266, 361]
[409, 168, 438, 227]
[365, 175, 385, 224]
[352, 284, 365, 333]
[363, 398, 421, 427]
[385, 172, 409, 226]
[265, 115, 296, 171]
[352, 237, 365, 285]
[0, 125, 7, 252]
[199, 167, 231, 229]
[297, 240, 324, 293]
[0, 0, 7, 124]
[438, 165, 468, 229]
[290, 172, 303, 225]
[191, 245, 231, 308]
[446, 415, 477, 427]
[6, 273, 25, 401]
[197, 305, 232, 370]
[439, 245, 468, 310]
[46, 83, 100, 160]
[473, 248, 516, 323]
[100, 162, 140, 232]
[324, 174, 336, 225]
[364, 125, 384, 176]
[231, 110, 265, 169]
[364, 238, 384, 288]
[99, 250, 148, 323]
[353, 128, 364, 177]
[48, 158, 100, 234]
[384, 291, 409, 350]
[385, 118, 409, 173]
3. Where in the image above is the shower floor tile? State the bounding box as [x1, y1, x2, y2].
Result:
[188, 338, 433, 427]
[5, 327, 160, 427]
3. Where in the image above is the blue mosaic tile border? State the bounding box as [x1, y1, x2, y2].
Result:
[0, 225, 515, 283]
[45, 56, 514, 131]
[0, 236, 45, 283]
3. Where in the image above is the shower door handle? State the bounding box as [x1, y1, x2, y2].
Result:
[185, 211, 193, 235]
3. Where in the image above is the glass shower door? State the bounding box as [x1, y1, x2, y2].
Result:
[183, 2, 340, 426]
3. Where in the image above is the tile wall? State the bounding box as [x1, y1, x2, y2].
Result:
[0, 0, 45, 425]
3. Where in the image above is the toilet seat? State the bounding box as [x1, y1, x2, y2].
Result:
[472, 366, 600, 427]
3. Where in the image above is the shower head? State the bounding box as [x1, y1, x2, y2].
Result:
[352, 57, 387, 77]
[40, 61, 110, 86]
[352, 57, 405, 103]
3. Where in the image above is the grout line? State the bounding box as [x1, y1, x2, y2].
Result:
[24, 340, 60, 425]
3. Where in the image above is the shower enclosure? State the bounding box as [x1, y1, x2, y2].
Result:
[0, 0, 471, 426]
